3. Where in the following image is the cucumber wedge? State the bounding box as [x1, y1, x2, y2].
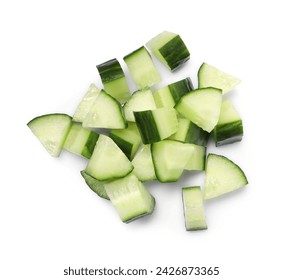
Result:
[175, 87, 222, 133]
[153, 77, 194, 108]
[168, 117, 209, 146]
[96, 58, 130, 103]
[132, 145, 156, 182]
[109, 122, 141, 160]
[83, 90, 126, 129]
[104, 173, 155, 223]
[182, 186, 207, 231]
[124, 46, 161, 89]
[151, 140, 194, 182]
[184, 144, 206, 171]
[198, 63, 241, 94]
[214, 99, 243, 146]
[80, 170, 109, 200]
[27, 114, 72, 157]
[146, 31, 190, 71]
[204, 154, 248, 200]
[134, 108, 178, 144]
[63, 122, 99, 159]
[73, 84, 101, 123]
[123, 89, 156, 122]
[86, 135, 133, 180]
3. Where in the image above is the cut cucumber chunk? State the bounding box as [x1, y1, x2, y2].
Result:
[27, 114, 72, 157]
[153, 77, 194, 108]
[146, 31, 190, 71]
[214, 99, 243, 146]
[73, 84, 101, 123]
[123, 89, 156, 122]
[132, 145, 156, 182]
[151, 140, 193, 182]
[184, 144, 206, 171]
[109, 122, 141, 160]
[104, 173, 155, 223]
[204, 154, 248, 200]
[175, 87, 222, 133]
[96, 58, 130, 103]
[134, 108, 178, 144]
[63, 122, 99, 159]
[83, 90, 126, 129]
[182, 186, 207, 231]
[80, 170, 109, 200]
[168, 118, 209, 146]
[86, 135, 133, 180]
[124, 46, 161, 89]
[198, 63, 241, 94]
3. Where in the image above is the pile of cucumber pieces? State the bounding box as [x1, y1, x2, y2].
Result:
[28, 31, 248, 231]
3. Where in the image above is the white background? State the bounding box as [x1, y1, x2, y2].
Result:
[1, 0, 282, 279]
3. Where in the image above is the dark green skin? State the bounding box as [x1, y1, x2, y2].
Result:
[185, 122, 210, 147]
[123, 46, 146, 61]
[159, 35, 190, 71]
[214, 120, 243, 146]
[134, 110, 161, 144]
[96, 58, 125, 83]
[80, 170, 109, 200]
[109, 133, 133, 160]
[169, 77, 194, 103]
[81, 130, 99, 159]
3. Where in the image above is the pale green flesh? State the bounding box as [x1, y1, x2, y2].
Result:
[104, 173, 155, 223]
[217, 99, 242, 125]
[168, 118, 190, 141]
[86, 135, 133, 180]
[73, 84, 101, 122]
[123, 89, 156, 122]
[198, 63, 241, 94]
[152, 140, 193, 182]
[104, 77, 130, 103]
[175, 87, 222, 132]
[27, 114, 72, 157]
[153, 86, 175, 108]
[132, 145, 156, 181]
[124, 46, 161, 89]
[204, 154, 248, 200]
[83, 90, 126, 129]
[182, 186, 207, 231]
[153, 108, 178, 139]
[63, 123, 93, 157]
[184, 144, 206, 171]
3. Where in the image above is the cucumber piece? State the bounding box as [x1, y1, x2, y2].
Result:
[214, 99, 243, 146]
[146, 31, 190, 71]
[134, 108, 178, 144]
[123, 89, 156, 122]
[151, 140, 193, 182]
[86, 135, 133, 180]
[96, 58, 130, 103]
[132, 145, 156, 181]
[182, 186, 207, 231]
[109, 122, 141, 160]
[175, 87, 222, 133]
[123, 46, 161, 89]
[153, 77, 194, 108]
[27, 114, 72, 157]
[63, 122, 99, 159]
[198, 63, 241, 94]
[80, 170, 109, 200]
[83, 90, 126, 129]
[204, 154, 248, 200]
[73, 84, 101, 123]
[168, 118, 209, 146]
[104, 173, 155, 223]
[184, 144, 206, 171]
